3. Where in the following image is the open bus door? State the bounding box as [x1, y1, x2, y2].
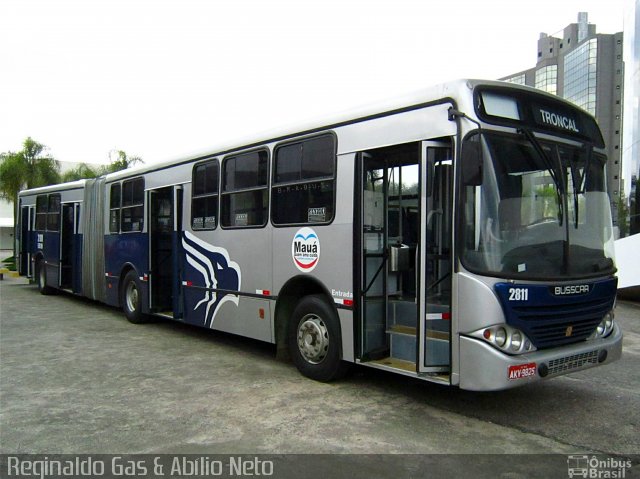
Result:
[418, 141, 453, 374]
[60, 202, 81, 292]
[148, 185, 183, 318]
[19, 205, 34, 277]
[358, 140, 453, 377]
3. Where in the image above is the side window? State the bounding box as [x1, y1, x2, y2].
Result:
[121, 177, 144, 232]
[272, 134, 336, 225]
[46, 194, 61, 231]
[192, 160, 219, 230]
[109, 183, 121, 233]
[35, 195, 48, 230]
[221, 150, 269, 228]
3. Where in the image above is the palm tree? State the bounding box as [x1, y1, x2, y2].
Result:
[61, 163, 101, 182]
[21, 137, 60, 189]
[0, 137, 60, 256]
[105, 149, 143, 173]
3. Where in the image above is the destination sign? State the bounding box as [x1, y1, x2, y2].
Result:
[531, 104, 582, 134]
[537, 109, 579, 132]
[475, 86, 605, 148]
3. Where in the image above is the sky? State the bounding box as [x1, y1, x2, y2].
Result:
[0, 0, 628, 167]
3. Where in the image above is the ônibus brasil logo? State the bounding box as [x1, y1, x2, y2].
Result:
[292, 227, 320, 272]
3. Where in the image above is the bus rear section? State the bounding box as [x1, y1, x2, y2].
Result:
[18, 182, 86, 296]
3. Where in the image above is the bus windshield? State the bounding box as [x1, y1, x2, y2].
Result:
[461, 131, 616, 280]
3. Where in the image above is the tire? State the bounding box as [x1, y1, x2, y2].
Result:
[36, 259, 55, 295]
[287, 294, 349, 382]
[120, 270, 148, 324]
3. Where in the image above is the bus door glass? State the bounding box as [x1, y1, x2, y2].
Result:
[148, 185, 182, 317]
[60, 202, 81, 291]
[19, 205, 31, 276]
[359, 143, 421, 370]
[419, 141, 453, 372]
[28, 205, 35, 277]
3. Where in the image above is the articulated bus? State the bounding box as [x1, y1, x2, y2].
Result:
[17, 80, 622, 391]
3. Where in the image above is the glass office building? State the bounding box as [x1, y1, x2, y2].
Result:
[501, 13, 624, 223]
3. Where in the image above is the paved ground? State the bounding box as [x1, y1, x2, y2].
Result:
[1, 276, 639, 476]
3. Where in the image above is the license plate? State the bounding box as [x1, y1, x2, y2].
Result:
[508, 363, 537, 380]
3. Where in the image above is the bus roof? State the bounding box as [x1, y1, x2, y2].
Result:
[19, 179, 87, 197]
[20, 78, 593, 192]
[103, 79, 553, 181]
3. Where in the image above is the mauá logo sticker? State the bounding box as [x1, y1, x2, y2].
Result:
[292, 227, 320, 272]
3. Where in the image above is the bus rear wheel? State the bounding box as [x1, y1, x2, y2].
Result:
[287, 294, 349, 382]
[36, 259, 55, 295]
[121, 270, 148, 324]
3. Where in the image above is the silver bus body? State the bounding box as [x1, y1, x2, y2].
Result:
[17, 80, 622, 391]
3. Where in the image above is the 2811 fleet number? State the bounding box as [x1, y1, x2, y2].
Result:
[508, 288, 529, 301]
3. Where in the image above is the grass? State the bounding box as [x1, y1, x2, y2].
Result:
[1, 255, 16, 271]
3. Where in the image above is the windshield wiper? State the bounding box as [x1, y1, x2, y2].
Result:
[518, 128, 565, 226]
[564, 144, 593, 228]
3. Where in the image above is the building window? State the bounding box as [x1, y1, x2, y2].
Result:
[272, 134, 336, 225]
[192, 159, 219, 230]
[120, 177, 144, 232]
[221, 150, 269, 228]
[563, 38, 598, 115]
[535, 65, 558, 95]
[503, 74, 526, 85]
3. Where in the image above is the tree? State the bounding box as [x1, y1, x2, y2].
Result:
[58, 150, 144, 182]
[0, 152, 26, 207]
[61, 163, 101, 182]
[105, 149, 143, 173]
[0, 137, 60, 256]
[20, 137, 60, 189]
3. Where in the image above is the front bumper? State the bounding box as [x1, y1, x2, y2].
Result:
[458, 323, 623, 391]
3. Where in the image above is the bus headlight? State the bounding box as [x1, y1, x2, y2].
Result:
[511, 331, 523, 351]
[590, 310, 615, 339]
[473, 325, 536, 355]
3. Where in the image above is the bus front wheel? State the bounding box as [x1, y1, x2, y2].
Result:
[287, 294, 348, 382]
[121, 270, 147, 324]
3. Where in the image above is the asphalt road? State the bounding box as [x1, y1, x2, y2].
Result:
[1, 277, 638, 477]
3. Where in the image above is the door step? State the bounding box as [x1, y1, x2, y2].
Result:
[388, 326, 416, 362]
[369, 356, 416, 372]
[387, 324, 416, 336]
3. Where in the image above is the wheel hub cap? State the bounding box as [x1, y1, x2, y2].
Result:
[126, 283, 138, 312]
[297, 314, 329, 364]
